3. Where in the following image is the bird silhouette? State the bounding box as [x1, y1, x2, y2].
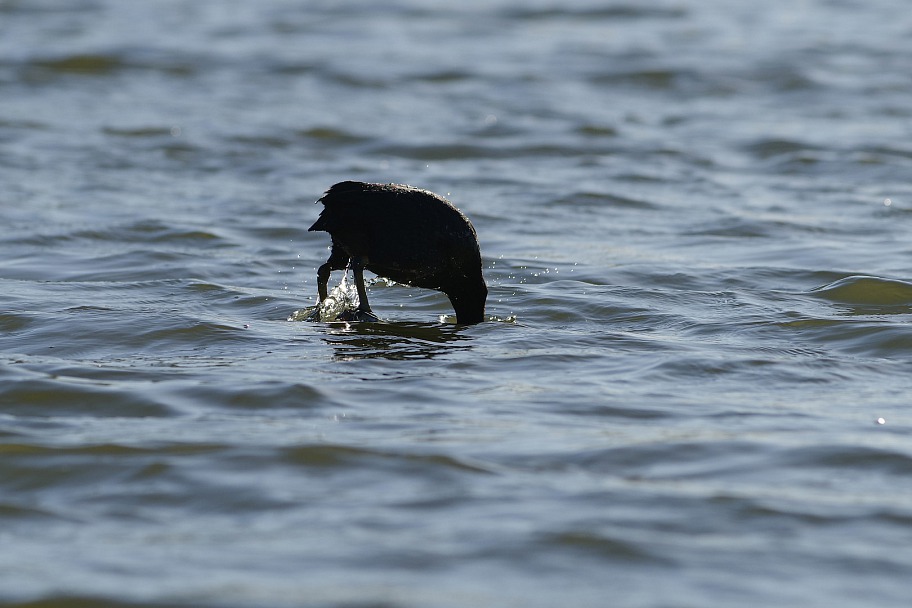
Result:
[309, 181, 487, 324]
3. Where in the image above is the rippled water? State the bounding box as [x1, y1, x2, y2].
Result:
[4, 1, 912, 606]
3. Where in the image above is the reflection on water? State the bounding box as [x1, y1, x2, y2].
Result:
[319, 321, 473, 361]
[809, 275, 912, 314]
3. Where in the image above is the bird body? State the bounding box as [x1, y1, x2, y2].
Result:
[308, 181, 487, 324]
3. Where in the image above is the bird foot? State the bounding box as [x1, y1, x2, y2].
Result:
[337, 308, 380, 323]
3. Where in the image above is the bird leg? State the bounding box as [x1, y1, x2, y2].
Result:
[350, 256, 372, 314]
[316, 246, 349, 302]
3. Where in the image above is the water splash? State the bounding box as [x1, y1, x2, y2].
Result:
[289, 271, 362, 322]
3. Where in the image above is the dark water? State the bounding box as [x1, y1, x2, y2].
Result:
[4, 1, 912, 606]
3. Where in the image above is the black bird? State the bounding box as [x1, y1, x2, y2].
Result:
[308, 181, 487, 324]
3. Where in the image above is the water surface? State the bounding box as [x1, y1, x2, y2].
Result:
[3, 1, 912, 606]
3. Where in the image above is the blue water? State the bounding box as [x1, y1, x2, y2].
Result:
[3, 1, 912, 606]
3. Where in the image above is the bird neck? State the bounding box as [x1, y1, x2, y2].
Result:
[448, 279, 487, 324]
